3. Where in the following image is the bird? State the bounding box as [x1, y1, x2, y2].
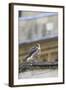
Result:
[24, 43, 41, 62]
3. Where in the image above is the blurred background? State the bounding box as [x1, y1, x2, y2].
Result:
[18, 11, 58, 43]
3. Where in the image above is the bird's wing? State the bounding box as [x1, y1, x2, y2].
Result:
[28, 47, 37, 56]
[24, 47, 38, 62]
